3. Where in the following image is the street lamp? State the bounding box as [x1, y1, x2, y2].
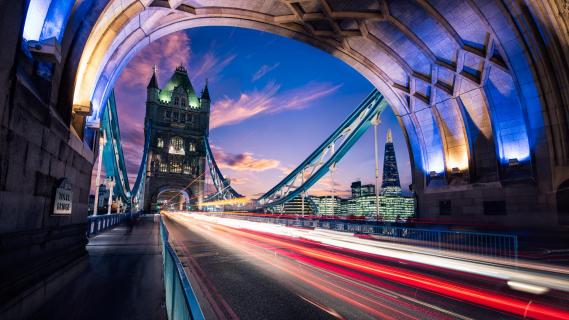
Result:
[93, 132, 106, 216]
[371, 115, 381, 221]
[106, 176, 115, 215]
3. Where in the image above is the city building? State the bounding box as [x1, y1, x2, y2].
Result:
[282, 195, 317, 215]
[312, 196, 342, 216]
[143, 65, 210, 211]
[378, 129, 415, 221]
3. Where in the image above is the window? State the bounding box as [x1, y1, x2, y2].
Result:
[168, 136, 185, 155]
[173, 112, 178, 121]
[181, 98, 186, 107]
[183, 163, 191, 175]
[23, 0, 74, 42]
[165, 111, 171, 119]
[174, 97, 179, 106]
[189, 142, 196, 152]
[170, 161, 182, 174]
[180, 113, 186, 122]
[159, 162, 168, 173]
[157, 137, 164, 148]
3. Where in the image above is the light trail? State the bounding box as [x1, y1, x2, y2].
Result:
[166, 212, 569, 320]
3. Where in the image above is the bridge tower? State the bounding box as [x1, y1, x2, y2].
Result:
[143, 65, 210, 211]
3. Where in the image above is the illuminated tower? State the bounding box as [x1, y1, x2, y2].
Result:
[143, 65, 210, 211]
[381, 129, 401, 196]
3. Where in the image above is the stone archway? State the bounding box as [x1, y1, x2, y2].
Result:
[153, 187, 192, 212]
[57, 0, 569, 226]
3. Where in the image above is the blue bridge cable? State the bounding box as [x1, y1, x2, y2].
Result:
[258, 89, 387, 208]
[101, 91, 132, 205]
[204, 137, 244, 201]
[131, 123, 151, 204]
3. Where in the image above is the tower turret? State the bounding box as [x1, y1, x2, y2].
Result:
[146, 65, 160, 102]
[200, 78, 210, 112]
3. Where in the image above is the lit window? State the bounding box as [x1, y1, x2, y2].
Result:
[170, 162, 182, 174]
[183, 164, 191, 175]
[23, 0, 74, 41]
[189, 142, 196, 152]
[168, 136, 185, 155]
[159, 162, 168, 173]
[157, 137, 164, 148]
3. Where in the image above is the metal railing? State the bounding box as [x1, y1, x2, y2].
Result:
[86, 212, 128, 237]
[207, 213, 518, 261]
[160, 217, 205, 320]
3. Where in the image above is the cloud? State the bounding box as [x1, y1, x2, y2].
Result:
[190, 51, 236, 88]
[210, 145, 280, 172]
[309, 175, 351, 198]
[252, 63, 280, 81]
[210, 81, 342, 129]
[118, 32, 192, 89]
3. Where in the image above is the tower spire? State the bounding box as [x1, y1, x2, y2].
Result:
[381, 128, 401, 196]
[147, 65, 159, 89]
[201, 78, 210, 100]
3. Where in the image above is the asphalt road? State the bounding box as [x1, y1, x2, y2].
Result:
[163, 213, 569, 320]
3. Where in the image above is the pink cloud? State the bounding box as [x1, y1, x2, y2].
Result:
[210, 145, 280, 172]
[252, 63, 280, 81]
[210, 81, 342, 129]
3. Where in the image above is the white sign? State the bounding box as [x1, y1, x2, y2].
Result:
[53, 179, 73, 215]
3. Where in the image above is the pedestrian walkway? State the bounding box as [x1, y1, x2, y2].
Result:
[33, 215, 166, 320]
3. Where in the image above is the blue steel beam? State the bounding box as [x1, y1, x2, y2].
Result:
[130, 123, 151, 208]
[204, 137, 243, 201]
[101, 91, 131, 205]
[258, 90, 387, 208]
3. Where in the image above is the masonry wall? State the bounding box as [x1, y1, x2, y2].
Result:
[0, 2, 93, 316]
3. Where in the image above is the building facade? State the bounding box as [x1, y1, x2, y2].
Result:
[143, 65, 210, 211]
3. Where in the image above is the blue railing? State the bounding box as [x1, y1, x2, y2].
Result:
[206, 214, 518, 261]
[87, 213, 128, 237]
[160, 216, 205, 320]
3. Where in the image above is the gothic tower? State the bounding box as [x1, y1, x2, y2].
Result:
[143, 65, 210, 211]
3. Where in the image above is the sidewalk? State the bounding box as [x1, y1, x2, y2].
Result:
[33, 215, 166, 320]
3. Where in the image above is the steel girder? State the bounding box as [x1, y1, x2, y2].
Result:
[204, 137, 244, 202]
[101, 91, 131, 205]
[258, 90, 387, 208]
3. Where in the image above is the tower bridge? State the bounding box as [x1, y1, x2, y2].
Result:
[1, 1, 569, 319]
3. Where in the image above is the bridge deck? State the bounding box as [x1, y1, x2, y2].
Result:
[33, 215, 166, 320]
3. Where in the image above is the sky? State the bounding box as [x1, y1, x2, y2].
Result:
[91, 26, 412, 199]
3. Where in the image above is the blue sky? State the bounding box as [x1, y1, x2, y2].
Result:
[105, 26, 411, 198]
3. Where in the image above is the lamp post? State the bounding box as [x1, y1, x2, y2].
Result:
[371, 115, 381, 221]
[106, 176, 115, 215]
[93, 132, 106, 216]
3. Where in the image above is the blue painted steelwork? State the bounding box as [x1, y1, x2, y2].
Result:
[160, 217, 205, 320]
[131, 124, 151, 209]
[259, 90, 388, 208]
[100, 91, 131, 205]
[86, 212, 136, 237]
[204, 137, 243, 202]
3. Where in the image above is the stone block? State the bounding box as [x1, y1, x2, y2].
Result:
[42, 129, 61, 156]
[49, 159, 65, 178]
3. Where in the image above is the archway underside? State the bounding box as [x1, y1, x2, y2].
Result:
[66, 0, 569, 225]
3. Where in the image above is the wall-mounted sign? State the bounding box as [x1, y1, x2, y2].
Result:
[53, 178, 73, 215]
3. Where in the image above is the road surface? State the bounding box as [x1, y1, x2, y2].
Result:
[164, 213, 569, 320]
